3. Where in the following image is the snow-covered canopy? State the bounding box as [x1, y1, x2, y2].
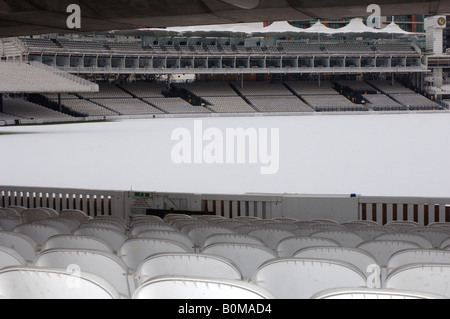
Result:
[112, 19, 422, 39]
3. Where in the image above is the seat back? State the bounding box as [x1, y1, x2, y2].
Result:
[136, 253, 242, 285]
[254, 258, 367, 299]
[133, 276, 275, 299]
[0, 266, 120, 299]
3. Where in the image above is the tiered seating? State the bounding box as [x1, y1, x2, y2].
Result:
[236, 82, 293, 97]
[302, 95, 368, 112]
[0, 206, 450, 299]
[285, 81, 340, 95]
[58, 40, 109, 52]
[324, 43, 373, 54]
[364, 94, 407, 111]
[21, 38, 60, 50]
[2, 99, 73, 120]
[146, 98, 210, 114]
[368, 81, 414, 94]
[78, 83, 132, 99]
[374, 43, 417, 54]
[176, 82, 237, 97]
[280, 43, 323, 54]
[108, 42, 144, 52]
[248, 96, 313, 113]
[205, 97, 256, 113]
[0, 62, 97, 93]
[390, 94, 443, 111]
[120, 82, 167, 98]
[91, 99, 163, 115]
[335, 81, 378, 95]
[61, 99, 118, 116]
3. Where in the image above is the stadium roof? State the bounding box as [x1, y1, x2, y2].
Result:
[113, 19, 421, 39]
[0, 0, 449, 38]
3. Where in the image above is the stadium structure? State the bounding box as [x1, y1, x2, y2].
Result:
[2, 0, 450, 300]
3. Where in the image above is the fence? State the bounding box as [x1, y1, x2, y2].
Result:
[2, 185, 450, 226]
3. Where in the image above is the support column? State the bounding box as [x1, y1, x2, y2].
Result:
[58, 93, 62, 113]
[0, 94, 3, 113]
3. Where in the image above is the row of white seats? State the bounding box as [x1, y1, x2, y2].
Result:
[1, 209, 450, 298]
[0, 251, 449, 299]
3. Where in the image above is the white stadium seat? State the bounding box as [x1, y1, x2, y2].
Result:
[133, 276, 275, 299]
[247, 229, 296, 250]
[21, 209, 53, 224]
[42, 235, 115, 253]
[34, 249, 131, 298]
[0, 246, 27, 269]
[374, 233, 433, 249]
[311, 288, 446, 299]
[187, 226, 234, 247]
[32, 217, 78, 234]
[202, 243, 278, 280]
[118, 238, 191, 271]
[277, 237, 340, 257]
[0, 231, 38, 262]
[311, 231, 364, 248]
[60, 209, 92, 224]
[385, 264, 450, 298]
[74, 227, 128, 252]
[253, 259, 367, 299]
[0, 208, 21, 219]
[203, 234, 266, 248]
[13, 224, 64, 247]
[357, 240, 421, 267]
[0, 266, 120, 299]
[131, 223, 176, 236]
[293, 247, 378, 276]
[135, 253, 242, 285]
[0, 218, 21, 232]
[137, 230, 195, 250]
[387, 249, 450, 274]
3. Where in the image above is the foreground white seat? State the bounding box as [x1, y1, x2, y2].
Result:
[357, 240, 421, 267]
[374, 233, 433, 249]
[247, 229, 296, 250]
[74, 227, 127, 252]
[253, 259, 367, 299]
[118, 238, 191, 271]
[135, 253, 242, 286]
[0, 218, 21, 232]
[60, 209, 91, 224]
[0, 231, 38, 262]
[34, 249, 131, 298]
[408, 228, 450, 248]
[0, 266, 120, 299]
[21, 209, 54, 224]
[387, 249, 450, 274]
[131, 223, 176, 236]
[187, 226, 234, 247]
[277, 237, 340, 258]
[33, 218, 78, 234]
[0, 246, 27, 269]
[13, 224, 64, 247]
[203, 234, 266, 248]
[137, 230, 195, 250]
[385, 264, 450, 298]
[311, 231, 364, 248]
[311, 288, 447, 299]
[42, 235, 115, 253]
[0, 208, 20, 219]
[294, 247, 378, 276]
[133, 276, 275, 299]
[202, 243, 278, 280]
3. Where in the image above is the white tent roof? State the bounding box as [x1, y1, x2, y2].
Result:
[112, 19, 421, 39]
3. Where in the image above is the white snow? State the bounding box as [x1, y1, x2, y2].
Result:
[1, 113, 450, 197]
